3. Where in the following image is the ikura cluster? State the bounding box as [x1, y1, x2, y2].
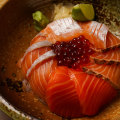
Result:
[51, 35, 94, 68]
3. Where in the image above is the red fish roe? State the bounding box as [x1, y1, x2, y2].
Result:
[51, 35, 94, 68]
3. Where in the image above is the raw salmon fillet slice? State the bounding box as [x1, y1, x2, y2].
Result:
[69, 69, 117, 116]
[82, 62, 120, 88]
[41, 18, 108, 49]
[29, 59, 57, 101]
[79, 22, 120, 50]
[78, 21, 108, 49]
[20, 47, 49, 76]
[21, 47, 57, 101]
[41, 17, 82, 43]
[18, 36, 57, 101]
[46, 67, 117, 118]
[91, 48, 120, 64]
[106, 32, 120, 48]
[46, 67, 83, 118]
[41, 18, 120, 50]
[17, 35, 48, 69]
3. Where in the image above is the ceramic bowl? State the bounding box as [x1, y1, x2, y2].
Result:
[0, 0, 120, 120]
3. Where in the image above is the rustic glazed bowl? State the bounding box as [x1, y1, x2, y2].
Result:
[0, 0, 120, 120]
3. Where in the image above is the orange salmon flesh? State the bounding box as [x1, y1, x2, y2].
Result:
[18, 17, 119, 118]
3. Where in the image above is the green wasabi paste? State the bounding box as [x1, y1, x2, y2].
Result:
[32, 11, 49, 31]
[72, 4, 95, 21]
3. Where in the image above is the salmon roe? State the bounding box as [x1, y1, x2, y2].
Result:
[51, 35, 94, 68]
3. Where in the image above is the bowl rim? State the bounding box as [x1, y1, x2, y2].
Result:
[0, 0, 120, 120]
[0, 94, 38, 120]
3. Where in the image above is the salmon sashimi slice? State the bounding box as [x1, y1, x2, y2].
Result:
[18, 35, 55, 77]
[78, 21, 108, 49]
[17, 35, 52, 69]
[20, 46, 57, 101]
[19, 47, 50, 77]
[18, 35, 57, 102]
[41, 17, 82, 43]
[106, 32, 120, 48]
[91, 48, 120, 64]
[41, 17, 120, 50]
[41, 18, 109, 49]
[46, 67, 83, 118]
[82, 62, 120, 88]
[46, 67, 117, 118]
[69, 69, 117, 116]
[30, 34, 47, 45]
[29, 59, 57, 102]
[79, 22, 120, 50]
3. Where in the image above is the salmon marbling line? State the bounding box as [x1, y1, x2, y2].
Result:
[83, 62, 120, 88]
[21, 40, 52, 64]
[49, 17, 82, 35]
[106, 32, 120, 48]
[91, 48, 120, 64]
[26, 50, 55, 77]
[78, 21, 109, 49]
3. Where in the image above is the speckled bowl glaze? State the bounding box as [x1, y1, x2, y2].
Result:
[0, 0, 120, 120]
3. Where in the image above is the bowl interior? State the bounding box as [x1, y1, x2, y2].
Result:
[0, 0, 120, 120]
